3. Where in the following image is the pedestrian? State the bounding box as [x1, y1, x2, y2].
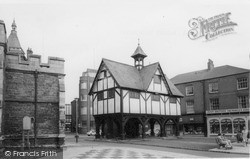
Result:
[242, 127, 248, 147]
[236, 130, 243, 143]
[216, 133, 232, 149]
[222, 134, 232, 147]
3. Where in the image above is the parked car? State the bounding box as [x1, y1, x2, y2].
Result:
[87, 130, 96, 136]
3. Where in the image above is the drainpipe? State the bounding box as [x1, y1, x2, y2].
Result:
[34, 69, 38, 146]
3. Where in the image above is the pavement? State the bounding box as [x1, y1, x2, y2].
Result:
[75, 135, 250, 155]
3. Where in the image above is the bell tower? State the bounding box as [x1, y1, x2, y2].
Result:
[131, 41, 147, 70]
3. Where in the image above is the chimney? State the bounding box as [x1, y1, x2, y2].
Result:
[207, 59, 214, 70]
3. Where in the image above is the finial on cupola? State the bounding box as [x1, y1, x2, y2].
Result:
[131, 39, 147, 70]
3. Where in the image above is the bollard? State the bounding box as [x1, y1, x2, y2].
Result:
[75, 134, 79, 143]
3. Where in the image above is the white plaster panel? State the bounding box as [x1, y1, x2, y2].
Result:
[166, 99, 170, 115]
[103, 78, 107, 90]
[140, 95, 145, 114]
[160, 98, 165, 115]
[104, 99, 107, 114]
[155, 70, 160, 75]
[146, 96, 151, 114]
[152, 101, 160, 115]
[130, 98, 140, 114]
[108, 77, 114, 89]
[94, 97, 97, 115]
[123, 94, 129, 113]
[108, 99, 114, 113]
[98, 101, 103, 114]
[98, 80, 103, 91]
[170, 103, 177, 115]
[154, 84, 161, 91]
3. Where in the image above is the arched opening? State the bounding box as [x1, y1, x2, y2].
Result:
[165, 119, 176, 136]
[124, 118, 142, 138]
[145, 118, 161, 137]
[98, 118, 121, 139]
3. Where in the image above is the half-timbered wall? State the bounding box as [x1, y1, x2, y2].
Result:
[148, 69, 168, 93]
[122, 90, 180, 115]
[92, 67, 181, 116]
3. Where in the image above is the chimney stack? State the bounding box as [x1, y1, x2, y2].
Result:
[207, 59, 214, 70]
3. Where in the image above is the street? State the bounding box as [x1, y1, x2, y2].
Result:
[62, 135, 249, 159]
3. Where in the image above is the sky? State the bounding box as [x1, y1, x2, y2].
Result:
[0, 0, 250, 103]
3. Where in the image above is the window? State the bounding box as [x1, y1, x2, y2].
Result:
[186, 100, 195, 114]
[233, 118, 245, 133]
[129, 91, 140, 99]
[221, 119, 232, 133]
[97, 92, 104, 101]
[152, 94, 160, 101]
[81, 82, 87, 89]
[210, 98, 219, 110]
[88, 72, 96, 77]
[209, 119, 220, 134]
[170, 97, 177, 103]
[209, 82, 218, 93]
[185, 86, 194, 96]
[81, 94, 87, 101]
[237, 77, 248, 90]
[154, 75, 161, 84]
[108, 89, 115, 99]
[238, 96, 248, 108]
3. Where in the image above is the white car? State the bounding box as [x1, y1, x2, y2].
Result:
[87, 130, 96, 136]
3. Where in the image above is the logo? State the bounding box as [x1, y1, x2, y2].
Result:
[188, 13, 237, 41]
[5, 151, 11, 156]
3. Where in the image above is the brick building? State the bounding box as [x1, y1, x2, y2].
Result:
[65, 104, 72, 132]
[0, 20, 65, 147]
[79, 69, 97, 133]
[171, 59, 250, 137]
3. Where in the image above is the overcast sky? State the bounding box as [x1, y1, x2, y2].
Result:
[1, 0, 250, 103]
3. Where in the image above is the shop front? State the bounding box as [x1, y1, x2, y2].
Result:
[206, 108, 250, 137]
[180, 114, 205, 136]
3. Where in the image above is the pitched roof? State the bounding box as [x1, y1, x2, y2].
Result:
[131, 44, 147, 58]
[7, 20, 24, 54]
[95, 58, 183, 97]
[171, 65, 250, 84]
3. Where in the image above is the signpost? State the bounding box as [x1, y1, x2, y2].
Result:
[22, 116, 31, 150]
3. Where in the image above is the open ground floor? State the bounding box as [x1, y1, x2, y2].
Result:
[94, 114, 181, 139]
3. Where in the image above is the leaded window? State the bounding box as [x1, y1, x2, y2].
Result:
[210, 98, 219, 110]
[237, 77, 248, 90]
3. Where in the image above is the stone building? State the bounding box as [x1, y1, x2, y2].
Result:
[0, 20, 65, 147]
[89, 43, 183, 139]
[79, 69, 97, 133]
[171, 59, 250, 137]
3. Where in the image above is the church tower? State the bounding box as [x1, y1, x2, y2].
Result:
[131, 42, 147, 70]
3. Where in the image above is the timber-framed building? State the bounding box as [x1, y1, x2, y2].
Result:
[89, 44, 183, 139]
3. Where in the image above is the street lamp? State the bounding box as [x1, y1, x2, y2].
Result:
[75, 98, 79, 143]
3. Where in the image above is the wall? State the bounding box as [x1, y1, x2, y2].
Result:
[205, 73, 249, 110]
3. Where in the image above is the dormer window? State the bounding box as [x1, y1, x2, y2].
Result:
[154, 75, 161, 84]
